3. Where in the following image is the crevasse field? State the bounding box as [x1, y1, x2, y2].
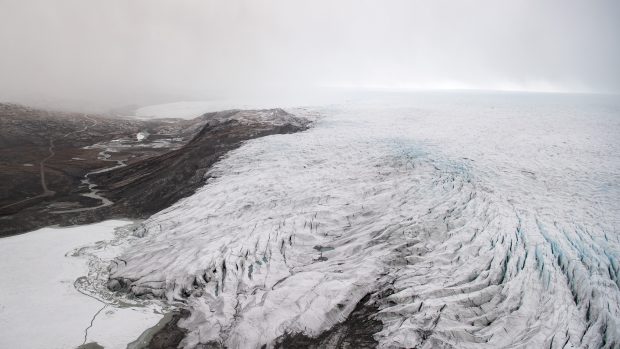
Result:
[109, 92, 620, 348]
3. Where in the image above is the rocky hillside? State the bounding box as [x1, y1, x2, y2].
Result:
[0, 105, 309, 236]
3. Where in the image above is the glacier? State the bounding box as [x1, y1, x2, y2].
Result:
[107, 92, 620, 348]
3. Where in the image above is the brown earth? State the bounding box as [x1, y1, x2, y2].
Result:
[0, 104, 309, 237]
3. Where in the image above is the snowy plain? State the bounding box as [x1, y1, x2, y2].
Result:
[134, 100, 308, 120]
[109, 92, 620, 348]
[0, 220, 164, 349]
[131, 89, 353, 120]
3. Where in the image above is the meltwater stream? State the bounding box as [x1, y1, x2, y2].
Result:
[108, 92, 620, 348]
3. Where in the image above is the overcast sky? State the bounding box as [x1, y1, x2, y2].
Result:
[0, 0, 619, 110]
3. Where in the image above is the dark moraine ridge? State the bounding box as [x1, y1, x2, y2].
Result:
[140, 294, 384, 349]
[0, 107, 310, 236]
[144, 310, 191, 349]
[274, 293, 384, 349]
[90, 109, 310, 218]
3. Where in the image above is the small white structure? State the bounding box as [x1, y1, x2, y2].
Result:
[136, 131, 149, 141]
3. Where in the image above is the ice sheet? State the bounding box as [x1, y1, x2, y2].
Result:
[110, 92, 620, 348]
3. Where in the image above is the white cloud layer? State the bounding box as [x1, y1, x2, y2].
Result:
[0, 0, 618, 110]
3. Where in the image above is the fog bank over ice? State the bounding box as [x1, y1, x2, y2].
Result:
[1, 0, 619, 111]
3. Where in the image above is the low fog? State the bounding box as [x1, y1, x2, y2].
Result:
[1, 0, 619, 111]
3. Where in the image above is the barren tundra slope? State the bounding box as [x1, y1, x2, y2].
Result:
[107, 93, 620, 349]
[0, 103, 157, 208]
[0, 104, 309, 236]
[90, 109, 310, 218]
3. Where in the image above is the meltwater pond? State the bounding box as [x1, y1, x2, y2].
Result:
[109, 92, 620, 348]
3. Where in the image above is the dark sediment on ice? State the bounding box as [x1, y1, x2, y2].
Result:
[140, 294, 382, 349]
[143, 310, 191, 349]
[274, 293, 383, 349]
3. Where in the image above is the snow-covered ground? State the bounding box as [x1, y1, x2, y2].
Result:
[134, 101, 240, 119]
[0, 220, 164, 349]
[134, 100, 309, 120]
[109, 91, 620, 348]
[132, 90, 352, 120]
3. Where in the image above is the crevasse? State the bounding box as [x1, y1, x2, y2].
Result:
[107, 93, 620, 348]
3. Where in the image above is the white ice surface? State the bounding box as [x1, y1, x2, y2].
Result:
[0, 220, 163, 349]
[134, 101, 272, 120]
[133, 98, 334, 120]
[111, 92, 620, 348]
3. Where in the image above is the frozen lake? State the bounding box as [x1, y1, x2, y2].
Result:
[0, 220, 164, 349]
[111, 91, 620, 348]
